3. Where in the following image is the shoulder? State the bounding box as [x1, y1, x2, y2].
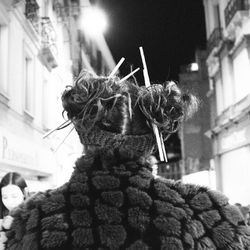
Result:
[6, 183, 70, 250]
[151, 177, 250, 249]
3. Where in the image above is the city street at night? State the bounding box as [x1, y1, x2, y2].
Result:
[1, 1, 250, 248]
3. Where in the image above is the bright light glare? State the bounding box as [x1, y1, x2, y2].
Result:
[82, 8, 108, 36]
[190, 63, 199, 71]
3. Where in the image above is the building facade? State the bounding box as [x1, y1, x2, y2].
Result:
[178, 50, 213, 188]
[179, 50, 213, 176]
[203, 0, 250, 205]
[0, 0, 116, 192]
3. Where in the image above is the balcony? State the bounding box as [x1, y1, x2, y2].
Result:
[214, 93, 250, 133]
[53, 0, 80, 21]
[207, 27, 223, 57]
[25, 0, 39, 32]
[225, 0, 249, 27]
[39, 17, 58, 70]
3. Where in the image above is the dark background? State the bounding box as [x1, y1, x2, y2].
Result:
[91, 0, 207, 161]
[91, 0, 207, 82]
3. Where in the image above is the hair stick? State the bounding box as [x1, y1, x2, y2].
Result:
[139, 46, 168, 162]
[119, 67, 140, 83]
[108, 57, 125, 78]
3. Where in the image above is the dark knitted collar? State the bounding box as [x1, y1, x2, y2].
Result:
[77, 125, 155, 158]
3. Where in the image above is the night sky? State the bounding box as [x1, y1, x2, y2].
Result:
[92, 0, 207, 82]
[90, 0, 207, 161]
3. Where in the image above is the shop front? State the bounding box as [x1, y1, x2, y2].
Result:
[217, 118, 250, 206]
[0, 126, 58, 193]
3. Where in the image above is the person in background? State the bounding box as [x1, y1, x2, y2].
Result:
[5, 72, 250, 249]
[235, 203, 250, 226]
[241, 206, 250, 225]
[0, 172, 28, 249]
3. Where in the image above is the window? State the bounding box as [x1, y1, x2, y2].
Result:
[221, 146, 250, 205]
[215, 76, 224, 115]
[213, 3, 221, 28]
[0, 25, 9, 96]
[221, 56, 234, 109]
[233, 49, 250, 103]
[42, 79, 49, 129]
[24, 56, 34, 115]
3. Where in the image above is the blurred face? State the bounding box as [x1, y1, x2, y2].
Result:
[1, 185, 24, 211]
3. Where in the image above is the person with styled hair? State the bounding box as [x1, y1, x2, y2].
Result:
[5, 71, 250, 249]
[0, 172, 28, 249]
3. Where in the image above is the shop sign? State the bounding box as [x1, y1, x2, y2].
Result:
[0, 131, 38, 169]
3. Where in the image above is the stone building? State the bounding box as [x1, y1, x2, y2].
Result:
[179, 50, 212, 176]
[203, 0, 250, 205]
[0, 0, 116, 192]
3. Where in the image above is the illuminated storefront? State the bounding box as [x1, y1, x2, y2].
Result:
[216, 117, 250, 205]
[0, 125, 57, 192]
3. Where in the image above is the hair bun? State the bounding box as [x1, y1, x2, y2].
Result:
[62, 71, 113, 119]
[61, 71, 199, 143]
[138, 81, 198, 134]
[61, 71, 132, 132]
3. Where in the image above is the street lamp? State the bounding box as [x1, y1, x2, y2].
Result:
[81, 7, 108, 36]
[52, 1, 108, 36]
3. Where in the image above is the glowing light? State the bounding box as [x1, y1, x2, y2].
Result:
[190, 63, 199, 71]
[81, 7, 108, 36]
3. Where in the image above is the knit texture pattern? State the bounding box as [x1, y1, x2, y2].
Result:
[6, 153, 250, 250]
[78, 126, 155, 157]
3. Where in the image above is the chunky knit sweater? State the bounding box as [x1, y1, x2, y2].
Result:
[6, 153, 250, 250]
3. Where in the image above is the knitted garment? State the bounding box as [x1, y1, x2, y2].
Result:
[77, 125, 155, 157]
[6, 153, 250, 250]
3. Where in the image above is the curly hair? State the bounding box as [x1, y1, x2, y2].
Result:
[61, 71, 198, 155]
